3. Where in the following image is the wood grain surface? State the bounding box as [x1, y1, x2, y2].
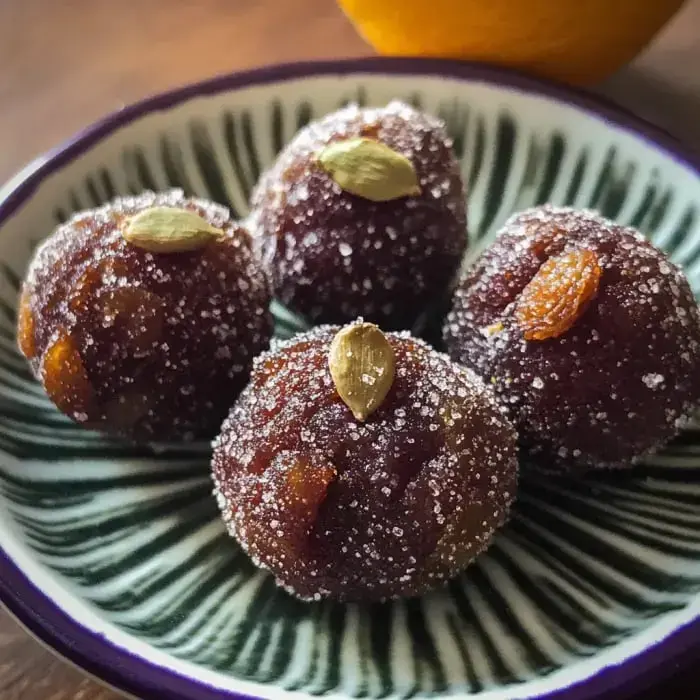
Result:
[0, 0, 699, 697]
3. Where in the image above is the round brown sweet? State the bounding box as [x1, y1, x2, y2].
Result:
[248, 101, 467, 330]
[211, 325, 517, 602]
[444, 205, 700, 471]
[17, 189, 272, 442]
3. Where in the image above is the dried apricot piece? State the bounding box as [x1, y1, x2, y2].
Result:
[251, 452, 337, 560]
[277, 453, 337, 535]
[41, 330, 95, 416]
[516, 249, 601, 340]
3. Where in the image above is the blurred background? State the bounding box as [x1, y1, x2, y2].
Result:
[0, 0, 699, 698]
[0, 0, 699, 189]
[0, 0, 361, 184]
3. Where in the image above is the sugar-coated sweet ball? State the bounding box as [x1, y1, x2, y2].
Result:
[248, 101, 467, 330]
[212, 322, 517, 602]
[17, 189, 272, 442]
[444, 205, 700, 471]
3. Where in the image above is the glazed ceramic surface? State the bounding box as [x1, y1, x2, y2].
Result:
[0, 59, 699, 700]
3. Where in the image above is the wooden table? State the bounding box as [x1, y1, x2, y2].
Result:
[0, 0, 698, 697]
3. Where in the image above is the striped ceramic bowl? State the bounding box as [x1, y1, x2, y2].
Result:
[1, 58, 699, 700]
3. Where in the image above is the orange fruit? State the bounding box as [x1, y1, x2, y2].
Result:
[338, 0, 685, 85]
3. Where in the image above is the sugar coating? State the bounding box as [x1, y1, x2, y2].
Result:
[211, 325, 518, 602]
[18, 189, 272, 442]
[248, 101, 467, 329]
[444, 205, 700, 471]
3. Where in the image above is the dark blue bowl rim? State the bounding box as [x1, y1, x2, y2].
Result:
[0, 56, 698, 700]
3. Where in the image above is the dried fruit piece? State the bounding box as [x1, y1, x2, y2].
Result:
[278, 453, 337, 534]
[68, 267, 101, 315]
[17, 290, 36, 359]
[41, 330, 95, 416]
[97, 287, 165, 356]
[516, 248, 601, 340]
[329, 321, 395, 421]
[243, 452, 337, 562]
[122, 206, 224, 253]
[317, 137, 421, 202]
